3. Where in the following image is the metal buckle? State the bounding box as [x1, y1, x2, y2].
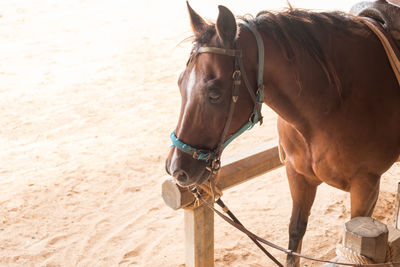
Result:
[232, 70, 241, 80]
[205, 158, 221, 175]
[193, 150, 213, 161]
[256, 84, 264, 100]
[249, 113, 256, 123]
[212, 159, 221, 171]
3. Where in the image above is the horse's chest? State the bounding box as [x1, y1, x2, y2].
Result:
[310, 155, 352, 191]
[288, 142, 352, 191]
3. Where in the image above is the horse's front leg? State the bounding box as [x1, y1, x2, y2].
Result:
[350, 174, 380, 218]
[285, 162, 319, 267]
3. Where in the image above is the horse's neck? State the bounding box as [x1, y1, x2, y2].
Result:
[261, 33, 342, 138]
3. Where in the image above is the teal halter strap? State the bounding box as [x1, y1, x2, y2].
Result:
[171, 21, 265, 162]
[170, 132, 216, 161]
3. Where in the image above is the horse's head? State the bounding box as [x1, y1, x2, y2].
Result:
[166, 3, 262, 187]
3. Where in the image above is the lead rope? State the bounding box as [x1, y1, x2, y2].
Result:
[191, 187, 400, 267]
[191, 186, 285, 267]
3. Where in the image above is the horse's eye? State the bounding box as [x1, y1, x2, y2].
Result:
[208, 89, 221, 103]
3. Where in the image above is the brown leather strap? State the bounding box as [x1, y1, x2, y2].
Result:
[215, 198, 284, 267]
[196, 44, 263, 124]
[362, 18, 400, 87]
[214, 47, 242, 159]
[197, 45, 263, 125]
[197, 46, 241, 57]
[238, 54, 263, 123]
[193, 43, 263, 170]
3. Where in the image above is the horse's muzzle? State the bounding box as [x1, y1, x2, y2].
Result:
[166, 147, 210, 187]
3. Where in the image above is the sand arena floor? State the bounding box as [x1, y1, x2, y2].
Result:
[0, 0, 399, 266]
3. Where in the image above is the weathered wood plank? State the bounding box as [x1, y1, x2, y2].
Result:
[394, 182, 400, 229]
[162, 178, 193, 210]
[184, 199, 214, 267]
[344, 217, 388, 263]
[324, 217, 389, 266]
[218, 145, 282, 190]
[162, 144, 283, 210]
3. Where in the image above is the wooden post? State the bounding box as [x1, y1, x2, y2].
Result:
[184, 198, 214, 267]
[388, 226, 400, 263]
[394, 182, 400, 229]
[388, 181, 400, 263]
[324, 217, 388, 266]
[162, 178, 193, 210]
[343, 217, 388, 263]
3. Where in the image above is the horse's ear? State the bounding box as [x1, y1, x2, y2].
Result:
[187, 1, 208, 38]
[216, 5, 237, 45]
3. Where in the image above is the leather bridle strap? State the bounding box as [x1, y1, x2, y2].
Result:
[237, 54, 263, 123]
[197, 41, 263, 124]
[189, 30, 283, 267]
[196, 46, 241, 57]
[192, 188, 285, 267]
[215, 198, 284, 267]
[241, 21, 265, 124]
[170, 22, 265, 163]
[361, 18, 400, 87]
[193, 45, 242, 173]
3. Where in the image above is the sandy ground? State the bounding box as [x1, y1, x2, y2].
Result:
[0, 0, 399, 266]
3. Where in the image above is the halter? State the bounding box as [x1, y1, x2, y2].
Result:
[170, 21, 265, 174]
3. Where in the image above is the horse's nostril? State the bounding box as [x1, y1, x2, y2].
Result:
[175, 170, 188, 184]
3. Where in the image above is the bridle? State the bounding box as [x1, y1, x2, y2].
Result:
[170, 21, 265, 176]
[170, 20, 287, 267]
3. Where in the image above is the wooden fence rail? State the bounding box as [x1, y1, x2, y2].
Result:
[162, 146, 400, 267]
[162, 143, 283, 267]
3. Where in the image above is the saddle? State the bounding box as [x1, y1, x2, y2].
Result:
[350, 0, 400, 87]
[350, 0, 400, 40]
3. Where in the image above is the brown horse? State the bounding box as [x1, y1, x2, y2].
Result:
[165, 3, 400, 266]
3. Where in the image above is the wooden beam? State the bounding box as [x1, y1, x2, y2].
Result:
[184, 198, 214, 267]
[218, 145, 282, 190]
[162, 144, 283, 210]
[162, 178, 194, 210]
